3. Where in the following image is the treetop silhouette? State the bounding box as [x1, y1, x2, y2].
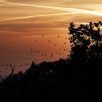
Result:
[69, 21, 102, 63]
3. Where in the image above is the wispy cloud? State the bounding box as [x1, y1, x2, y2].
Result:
[0, 1, 102, 22]
[0, 12, 79, 22]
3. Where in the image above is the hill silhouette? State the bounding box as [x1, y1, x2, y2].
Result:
[0, 21, 102, 101]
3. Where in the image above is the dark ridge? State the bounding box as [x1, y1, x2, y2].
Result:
[0, 21, 102, 101]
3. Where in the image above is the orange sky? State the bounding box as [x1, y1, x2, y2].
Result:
[0, 0, 102, 74]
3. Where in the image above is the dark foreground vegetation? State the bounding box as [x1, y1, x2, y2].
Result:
[0, 21, 102, 101]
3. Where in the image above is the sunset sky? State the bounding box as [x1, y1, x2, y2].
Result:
[0, 0, 102, 75]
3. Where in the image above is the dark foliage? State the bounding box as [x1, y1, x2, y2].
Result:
[69, 21, 102, 63]
[0, 21, 102, 101]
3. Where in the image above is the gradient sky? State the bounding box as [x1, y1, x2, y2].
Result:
[0, 0, 102, 75]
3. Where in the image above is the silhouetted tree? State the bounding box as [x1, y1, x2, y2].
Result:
[69, 21, 102, 63]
